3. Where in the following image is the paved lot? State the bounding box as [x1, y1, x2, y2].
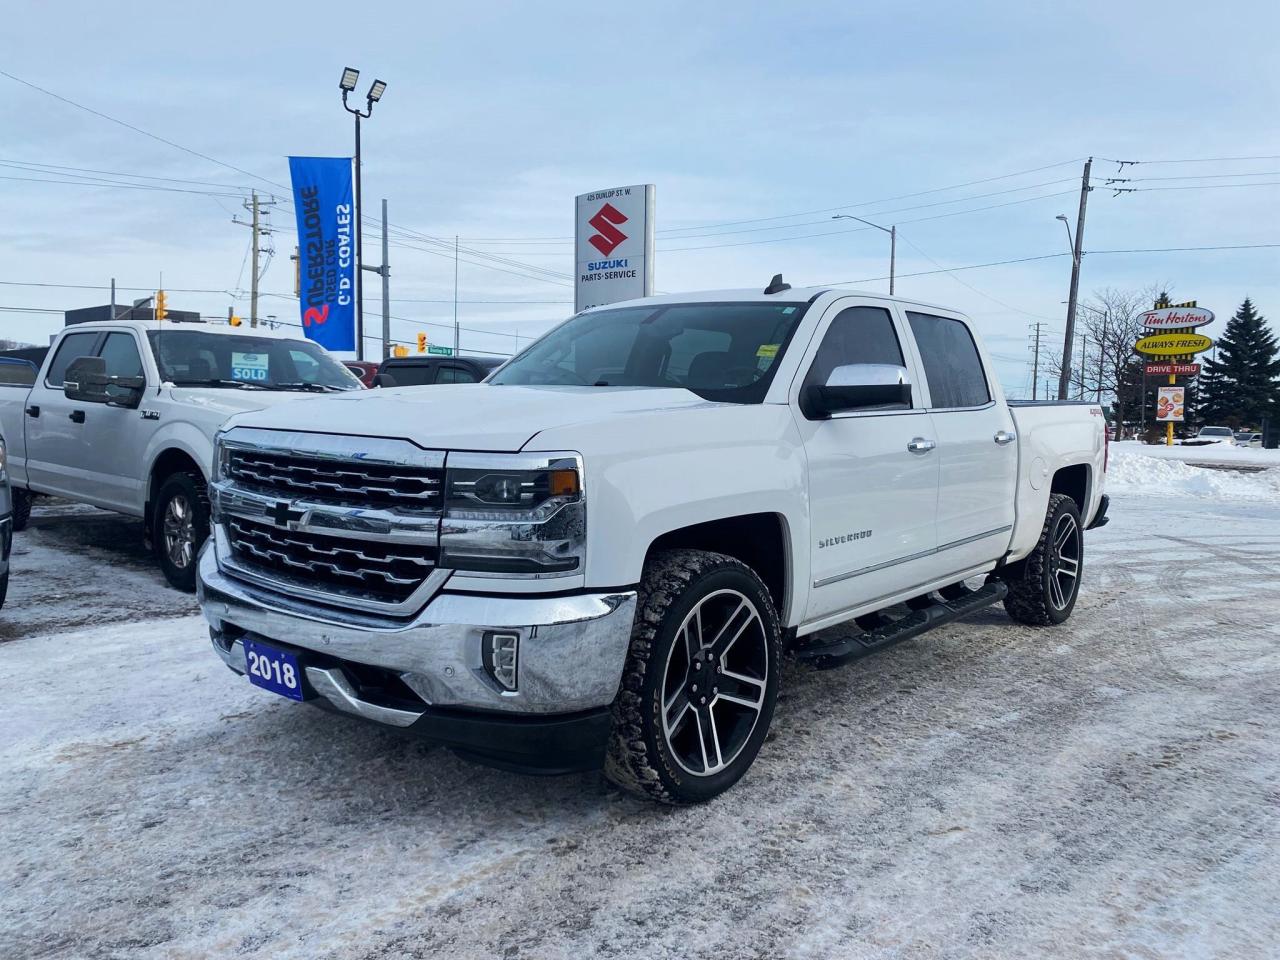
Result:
[2, 492, 1278, 959]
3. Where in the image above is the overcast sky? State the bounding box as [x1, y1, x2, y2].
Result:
[3, 0, 1278, 394]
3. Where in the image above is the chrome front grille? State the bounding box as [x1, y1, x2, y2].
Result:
[226, 449, 441, 511]
[225, 516, 433, 604]
[213, 429, 447, 615]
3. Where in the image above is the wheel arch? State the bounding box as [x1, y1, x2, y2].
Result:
[146, 446, 207, 531]
[1049, 462, 1091, 516]
[643, 513, 792, 625]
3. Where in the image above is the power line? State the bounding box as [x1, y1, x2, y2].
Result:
[0, 158, 264, 192]
[1098, 154, 1280, 167]
[894, 233, 1062, 321]
[0, 174, 248, 198]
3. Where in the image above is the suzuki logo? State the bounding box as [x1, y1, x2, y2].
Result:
[587, 202, 629, 256]
[267, 501, 307, 527]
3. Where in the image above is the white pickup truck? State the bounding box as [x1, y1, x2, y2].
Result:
[198, 281, 1109, 803]
[0, 319, 362, 589]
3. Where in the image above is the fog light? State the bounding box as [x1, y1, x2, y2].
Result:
[483, 631, 520, 691]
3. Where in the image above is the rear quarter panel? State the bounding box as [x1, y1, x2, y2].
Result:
[1007, 403, 1106, 561]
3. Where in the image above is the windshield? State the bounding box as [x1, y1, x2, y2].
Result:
[1200, 427, 1233, 437]
[489, 301, 808, 403]
[147, 330, 361, 391]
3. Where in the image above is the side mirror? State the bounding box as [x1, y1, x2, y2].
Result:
[63, 356, 145, 409]
[371, 373, 398, 388]
[63, 356, 110, 404]
[801, 363, 912, 420]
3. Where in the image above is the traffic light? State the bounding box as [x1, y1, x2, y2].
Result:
[155, 290, 168, 322]
[229, 314, 242, 327]
[392, 344, 409, 358]
[417, 332, 427, 354]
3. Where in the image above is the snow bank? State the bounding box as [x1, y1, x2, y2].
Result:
[1108, 447, 1280, 502]
[1111, 439, 1280, 465]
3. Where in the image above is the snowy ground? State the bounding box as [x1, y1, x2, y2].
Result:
[3, 481, 1279, 959]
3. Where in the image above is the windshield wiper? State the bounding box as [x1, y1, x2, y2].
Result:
[267, 381, 350, 393]
[169, 378, 270, 390]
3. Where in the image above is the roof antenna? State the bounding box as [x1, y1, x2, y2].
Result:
[763, 273, 791, 295]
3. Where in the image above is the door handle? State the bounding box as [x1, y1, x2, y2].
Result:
[25, 405, 40, 418]
[69, 410, 86, 424]
[994, 430, 1017, 445]
[907, 437, 936, 454]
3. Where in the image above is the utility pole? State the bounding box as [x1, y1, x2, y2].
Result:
[234, 191, 274, 328]
[453, 235, 460, 356]
[1057, 157, 1092, 400]
[1030, 321, 1044, 400]
[110, 278, 117, 320]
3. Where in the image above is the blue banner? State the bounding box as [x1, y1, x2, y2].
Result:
[288, 156, 355, 351]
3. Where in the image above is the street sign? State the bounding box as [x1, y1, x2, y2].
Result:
[427, 345, 453, 356]
[574, 184, 656, 313]
[1139, 306, 1214, 329]
[1155, 386, 1184, 422]
[1135, 332, 1213, 356]
[1145, 362, 1200, 376]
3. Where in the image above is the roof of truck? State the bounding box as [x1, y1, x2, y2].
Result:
[62, 319, 306, 340]
[583, 284, 966, 316]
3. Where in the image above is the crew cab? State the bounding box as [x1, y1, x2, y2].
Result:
[198, 282, 1108, 803]
[0, 319, 362, 589]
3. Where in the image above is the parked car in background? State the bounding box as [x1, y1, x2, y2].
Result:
[199, 283, 1108, 803]
[0, 319, 363, 590]
[1180, 425, 1236, 446]
[1233, 431, 1262, 448]
[342, 360, 379, 388]
[375, 354, 503, 387]
[0, 423, 12, 610]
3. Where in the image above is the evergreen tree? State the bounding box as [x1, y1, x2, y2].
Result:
[1198, 298, 1280, 427]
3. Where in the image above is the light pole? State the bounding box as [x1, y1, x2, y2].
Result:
[831, 214, 895, 294]
[1056, 158, 1091, 400]
[339, 67, 387, 361]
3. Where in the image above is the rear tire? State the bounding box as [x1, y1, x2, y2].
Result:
[152, 472, 210, 592]
[11, 488, 32, 532]
[605, 549, 782, 804]
[1002, 493, 1083, 626]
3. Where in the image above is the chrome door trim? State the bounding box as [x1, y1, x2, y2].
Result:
[813, 524, 1013, 588]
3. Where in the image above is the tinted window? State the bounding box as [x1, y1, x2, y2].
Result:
[99, 333, 144, 378]
[804, 306, 904, 390]
[435, 365, 478, 384]
[46, 332, 100, 386]
[383, 363, 435, 386]
[0, 360, 37, 387]
[907, 312, 990, 408]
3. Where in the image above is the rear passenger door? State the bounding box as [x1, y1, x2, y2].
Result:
[795, 300, 940, 626]
[906, 311, 1017, 572]
[85, 331, 154, 513]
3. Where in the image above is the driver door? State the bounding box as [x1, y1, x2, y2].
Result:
[793, 300, 940, 626]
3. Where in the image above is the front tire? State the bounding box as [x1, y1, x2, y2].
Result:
[605, 549, 782, 804]
[11, 488, 32, 532]
[152, 472, 210, 592]
[1002, 493, 1083, 626]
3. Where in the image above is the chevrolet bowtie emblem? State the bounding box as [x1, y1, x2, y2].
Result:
[267, 501, 307, 527]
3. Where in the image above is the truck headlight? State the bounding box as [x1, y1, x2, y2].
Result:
[439, 452, 584, 577]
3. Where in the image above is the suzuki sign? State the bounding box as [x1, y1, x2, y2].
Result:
[575, 184, 655, 312]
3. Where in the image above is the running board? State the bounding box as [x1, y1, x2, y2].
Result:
[795, 580, 1009, 670]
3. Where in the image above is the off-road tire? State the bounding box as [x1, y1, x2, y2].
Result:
[153, 472, 210, 592]
[1002, 493, 1082, 626]
[11, 488, 32, 532]
[605, 549, 782, 804]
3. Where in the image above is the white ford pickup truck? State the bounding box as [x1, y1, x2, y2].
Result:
[199, 281, 1109, 803]
[0, 319, 362, 589]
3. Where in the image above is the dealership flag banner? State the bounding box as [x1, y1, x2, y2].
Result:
[288, 157, 356, 351]
[574, 184, 655, 312]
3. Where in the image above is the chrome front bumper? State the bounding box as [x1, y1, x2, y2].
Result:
[197, 543, 637, 720]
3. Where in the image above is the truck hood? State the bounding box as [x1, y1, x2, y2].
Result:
[166, 386, 320, 420]
[220, 384, 720, 451]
